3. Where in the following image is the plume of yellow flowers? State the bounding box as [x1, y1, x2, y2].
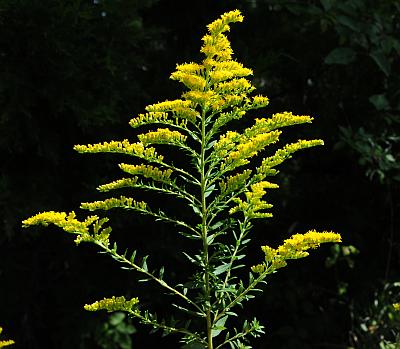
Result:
[0, 327, 14, 348]
[252, 230, 342, 273]
[138, 128, 187, 146]
[84, 296, 139, 313]
[118, 164, 172, 182]
[22, 211, 98, 235]
[80, 196, 147, 212]
[74, 140, 164, 162]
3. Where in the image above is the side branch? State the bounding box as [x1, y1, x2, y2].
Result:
[95, 240, 206, 317]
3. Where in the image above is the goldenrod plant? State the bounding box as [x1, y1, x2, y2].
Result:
[0, 327, 14, 348]
[23, 10, 341, 348]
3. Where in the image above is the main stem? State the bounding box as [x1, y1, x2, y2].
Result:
[200, 106, 213, 349]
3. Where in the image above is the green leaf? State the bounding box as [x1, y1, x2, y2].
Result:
[190, 203, 202, 216]
[212, 315, 228, 337]
[320, 0, 332, 11]
[181, 342, 205, 349]
[205, 184, 216, 198]
[369, 94, 390, 111]
[209, 221, 224, 231]
[370, 50, 391, 76]
[324, 47, 357, 65]
[386, 154, 395, 162]
[336, 15, 361, 32]
[214, 263, 230, 276]
[109, 312, 125, 326]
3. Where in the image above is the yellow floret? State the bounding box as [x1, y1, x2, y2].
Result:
[138, 128, 187, 146]
[84, 296, 139, 313]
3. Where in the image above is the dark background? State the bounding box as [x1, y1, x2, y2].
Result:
[1, 0, 400, 348]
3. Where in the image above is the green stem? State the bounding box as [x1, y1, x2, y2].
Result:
[217, 218, 250, 303]
[136, 207, 201, 237]
[214, 270, 269, 322]
[200, 106, 213, 349]
[130, 310, 207, 345]
[96, 241, 205, 316]
[215, 327, 253, 349]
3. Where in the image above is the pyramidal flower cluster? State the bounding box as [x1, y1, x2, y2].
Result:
[22, 10, 341, 349]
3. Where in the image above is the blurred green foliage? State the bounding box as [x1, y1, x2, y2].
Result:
[349, 282, 400, 349]
[84, 312, 136, 349]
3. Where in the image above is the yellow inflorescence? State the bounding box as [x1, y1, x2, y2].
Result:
[129, 111, 169, 128]
[74, 140, 164, 162]
[210, 61, 253, 84]
[84, 296, 139, 313]
[212, 94, 246, 111]
[138, 128, 187, 146]
[213, 109, 246, 130]
[97, 177, 139, 192]
[170, 70, 207, 91]
[182, 90, 216, 106]
[252, 230, 342, 274]
[244, 112, 313, 138]
[214, 131, 241, 158]
[251, 95, 270, 109]
[172, 62, 204, 75]
[219, 169, 252, 194]
[119, 163, 173, 182]
[0, 340, 14, 348]
[146, 99, 194, 112]
[229, 181, 278, 219]
[256, 139, 324, 178]
[394, 303, 400, 311]
[206, 9, 244, 35]
[0, 327, 14, 348]
[222, 130, 282, 171]
[80, 196, 147, 212]
[215, 78, 254, 94]
[22, 211, 98, 235]
[144, 99, 199, 123]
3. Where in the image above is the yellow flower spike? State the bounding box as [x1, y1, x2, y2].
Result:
[170, 70, 207, 91]
[22, 211, 98, 235]
[129, 111, 169, 128]
[74, 140, 164, 162]
[210, 61, 253, 84]
[81, 196, 147, 212]
[213, 131, 241, 158]
[219, 169, 252, 194]
[84, 296, 139, 313]
[215, 78, 254, 94]
[256, 139, 324, 179]
[97, 177, 139, 192]
[253, 231, 341, 274]
[251, 95, 270, 109]
[0, 340, 15, 348]
[146, 99, 194, 112]
[174, 62, 204, 75]
[261, 246, 277, 263]
[251, 264, 266, 274]
[206, 9, 243, 35]
[0, 327, 14, 348]
[244, 112, 313, 139]
[222, 130, 282, 171]
[118, 164, 173, 182]
[138, 128, 187, 146]
[182, 90, 216, 107]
